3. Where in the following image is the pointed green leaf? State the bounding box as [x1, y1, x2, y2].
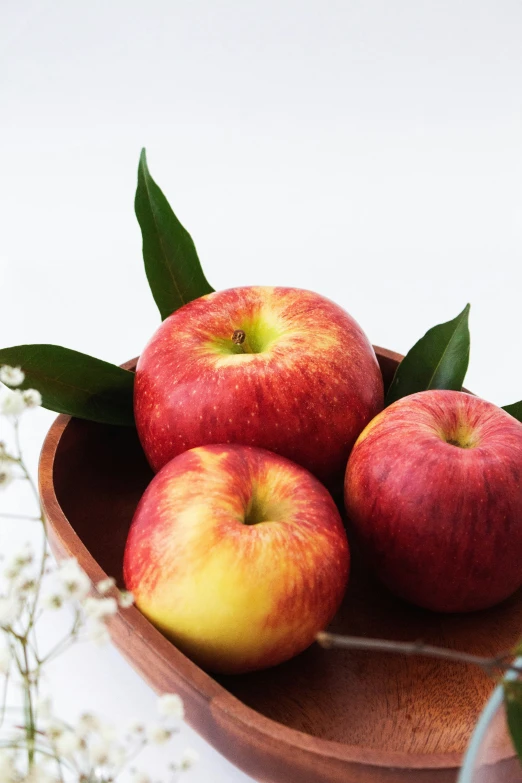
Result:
[504, 681, 522, 765]
[503, 401, 522, 423]
[135, 148, 214, 321]
[0, 345, 134, 426]
[385, 304, 471, 406]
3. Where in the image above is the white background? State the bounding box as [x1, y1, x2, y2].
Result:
[1, 1, 522, 780]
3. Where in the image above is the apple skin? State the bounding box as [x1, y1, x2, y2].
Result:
[134, 286, 383, 488]
[344, 390, 522, 613]
[123, 444, 349, 674]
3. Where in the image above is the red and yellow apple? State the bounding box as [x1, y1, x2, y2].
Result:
[345, 390, 522, 613]
[134, 286, 383, 488]
[124, 444, 349, 674]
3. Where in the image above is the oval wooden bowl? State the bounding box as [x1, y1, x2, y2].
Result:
[39, 347, 520, 783]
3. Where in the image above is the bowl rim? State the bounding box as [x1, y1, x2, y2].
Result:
[38, 344, 495, 776]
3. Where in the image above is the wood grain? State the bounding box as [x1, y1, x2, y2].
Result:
[38, 347, 519, 783]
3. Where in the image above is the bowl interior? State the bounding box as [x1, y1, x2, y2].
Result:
[48, 350, 522, 757]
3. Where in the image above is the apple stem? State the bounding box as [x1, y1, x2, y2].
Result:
[316, 631, 520, 677]
[232, 329, 254, 354]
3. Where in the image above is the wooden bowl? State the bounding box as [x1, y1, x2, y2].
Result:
[39, 347, 520, 783]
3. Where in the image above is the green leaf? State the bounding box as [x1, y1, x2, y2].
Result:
[0, 345, 135, 426]
[503, 401, 522, 423]
[135, 148, 214, 321]
[504, 681, 522, 764]
[385, 304, 471, 406]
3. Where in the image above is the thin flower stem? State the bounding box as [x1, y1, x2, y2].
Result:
[9, 623, 39, 676]
[48, 736, 79, 781]
[28, 537, 48, 632]
[38, 633, 76, 665]
[31, 620, 40, 670]
[11, 432, 49, 637]
[316, 632, 521, 676]
[0, 672, 9, 730]
[21, 639, 36, 767]
[0, 740, 74, 772]
[1, 413, 185, 783]
[112, 736, 147, 777]
[13, 420, 46, 528]
[56, 757, 66, 783]
[38, 609, 82, 666]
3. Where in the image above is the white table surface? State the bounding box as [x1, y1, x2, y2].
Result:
[1, 1, 521, 780]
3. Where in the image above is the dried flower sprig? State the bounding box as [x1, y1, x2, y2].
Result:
[0, 365, 196, 783]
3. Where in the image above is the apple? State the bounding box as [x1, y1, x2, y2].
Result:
[123, 443, 350, 674]
[134, 286, 383, 488]
[344, 389, 522, 613]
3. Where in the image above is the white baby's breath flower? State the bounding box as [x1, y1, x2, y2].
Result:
[108, 744, 126, 768]
[0, 596, 20, 629]
[36, 695, 53, 721]
[130, 771, 151, 783]
[0, 462, 14, 491]
[0, 389, 26, 417]
[128, 721, 146, 735]
[22, 389, 42, 408]
[157, 693, 184, 720]
[83, 596, 117, 620]
[86, 620, 110, 646]
[45, 720, 65, 742]
[0, 444, 15, 464]
[24, 769, 59, 783]
[118, 590, 134, 608]
[180, 747, 199, 770]
[76, 712, 101, 736]
[41, 592, 64, 611]
[4, 544, 33, 579]
[0, 750, 17, 783]
[146, 724, 172, 745]
[55, 729, 82, 757]
[57, 558, 91, 600]
[130, 772, 151, 783]
[0, 365, 25, 387]
[98, 722, 117, 743]
[83, 597, 117, 644]
[88, 740, 109, 766]
[96, 577, 116, 594]
[0, 638, 11, 676]
[15, 577, 37, 595]
[88, 737, 124, 767]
